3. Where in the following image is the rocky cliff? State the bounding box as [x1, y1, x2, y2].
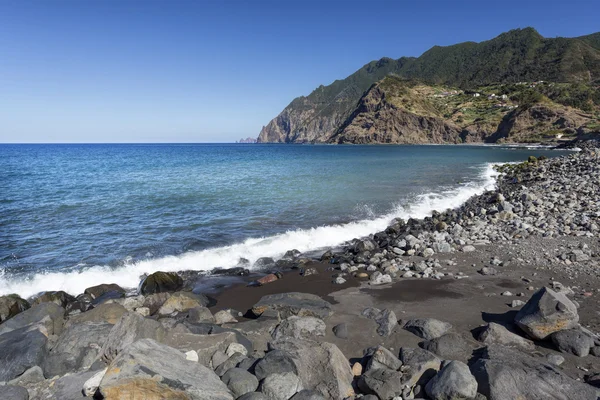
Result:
[258, 28, 600, 144]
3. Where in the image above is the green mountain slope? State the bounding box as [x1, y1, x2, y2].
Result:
[258, 28, 600, 144]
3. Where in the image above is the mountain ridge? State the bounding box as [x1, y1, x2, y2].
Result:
[258, 28, 600, 144]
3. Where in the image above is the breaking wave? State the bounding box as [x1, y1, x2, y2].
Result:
[0, 164, 500, 298]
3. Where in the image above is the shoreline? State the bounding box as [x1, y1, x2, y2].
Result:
[1, 143, 600, 399]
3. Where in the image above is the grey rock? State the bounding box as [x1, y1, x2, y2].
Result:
[399, 347, 442, 388]
[477, 322, 534, 351]
[83, 368, 107, 397]
[358, 367, 404, 399]
[403, 318, 452, 340]
[84, 283, 125, 299]
[0, 294, 30, 323]
[332, 323, 348, 339]
[0, 385, 29, 400]
[361, 307, 382, 320]
[221, 367, 259, 398]
[546, 354, 565, 366]
[215, 310, 238, 324]
[185, 306, 215, 323]
[251, 292, 333, 319]
[157, 291, 210, 316]
[514, 287, 579, 340]
[100, 311, 166, 363]
[7, 366, 44, 386]
[478, 267, 497, 276]
[0, 302, 64, 336]
[142, 292, 171, 315]
[49, 369, 97, 400]
[98, 338, 233, 399]
[260, 372, 303, 400]
[32, 291, 77, 309]
[425, 360, 478, 400]
[375, 309, 397, 337]
[471, 344, 598, 400]
[551, 328, 595, 357]
[66, 303, 126, 327]
[269, 338, 354, 399]
[271, 316, 326, 340]
[254, 350, 299, 381]
[43, 321, 112, 376]
[215, 352, 246, 377]
[421, 333, 474, 361]
[366, 345, 402, 371]
[0, 326, 48, 382]
[212, 349, 229, 369]
[370, 271, 392, 285]
[289, 389, 327, 399]
[237, 393, 269, 400]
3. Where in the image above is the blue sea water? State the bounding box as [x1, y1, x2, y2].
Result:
[0, 143, 565, 297]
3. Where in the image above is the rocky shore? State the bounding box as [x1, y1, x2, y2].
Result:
[1, 145, 600, 399]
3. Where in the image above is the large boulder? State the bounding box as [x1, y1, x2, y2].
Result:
[551, 328, 595, 357]
[32, 291, 77, 309]
[0, 385, 29, 400]
[0, 294, 30, 322]
[157, 291, 210, 316]
[375, 309, 397, 337]
[403, 318, 452, 340]
[43, 321, 112, 376]
[99, 338, 234, 399]
[477, 322, 535, 351]
[0, 302, 64, 336]
[65, 303, 127, 327]
[254, 350, 299, 381]
[399, 347, 442, 388]
[271, 316, 326, 340]
[260, 372, 303, 400]
[421, 333, 475, 361]
[101, 312, 166, 362]
[269, 338, 354, 399]
[139, 271, 183, 295]
[251, 293, 333, 319]
[357, 368, 404, 399]
[84, 283, 126, 299]
[290, 390, 326, 400]
[365, 345, 402, 372]
[471, 344, 599, 400]
[221, 367, 259, 398]
[0, 326, 48, 382]
[425, 360, 478, 400]
[514, 287, 579, 340]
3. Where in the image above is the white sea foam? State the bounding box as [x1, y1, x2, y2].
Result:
[0, 163, 500, 298]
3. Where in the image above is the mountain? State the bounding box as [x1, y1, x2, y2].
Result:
[258, 28, 600, 144]
[236, 137, 257, 143]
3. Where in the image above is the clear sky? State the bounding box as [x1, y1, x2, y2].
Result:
[1, 0, 599, 143]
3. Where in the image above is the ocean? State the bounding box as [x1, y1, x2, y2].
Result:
[0, 143, 566, 298]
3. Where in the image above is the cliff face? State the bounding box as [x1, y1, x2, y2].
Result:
[490, 104, 595, 143]
[330, 85, 463, 144]
[258, 28, 600, 144]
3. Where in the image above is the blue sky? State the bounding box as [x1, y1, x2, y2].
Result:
[1, 0, 599, 143]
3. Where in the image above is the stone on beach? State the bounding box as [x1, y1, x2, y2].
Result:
[0, 294, 30, 323]
[98, 338, 234, 400]
[0, 385, 29, 400]
[425, 360, 478, 400]
[358, 367, 404, 399]
[403, 318, 452, 340]
[477, 322, 534, 351]
[471, 344, 598, 400]
[221, 367, 259, 398]
[365, 345, 402, 371]
[269, 338, 354, 399]
[139, 271, 184, 295]
[421, 333, 474, 361]
[399, 347, 442, 388]
[551, 327, 595, 357]
[0, 302, 65, 336]
[251, 292, 333, 319]
[271, 316, 326, 340]
[514, 286, 579, 340]
[157, 291, 210, 316]
[0, 326, 48, 382]
[43, 321, 112, 376]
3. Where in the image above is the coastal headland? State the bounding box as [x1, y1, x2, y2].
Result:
[1, 142, 600, 399]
